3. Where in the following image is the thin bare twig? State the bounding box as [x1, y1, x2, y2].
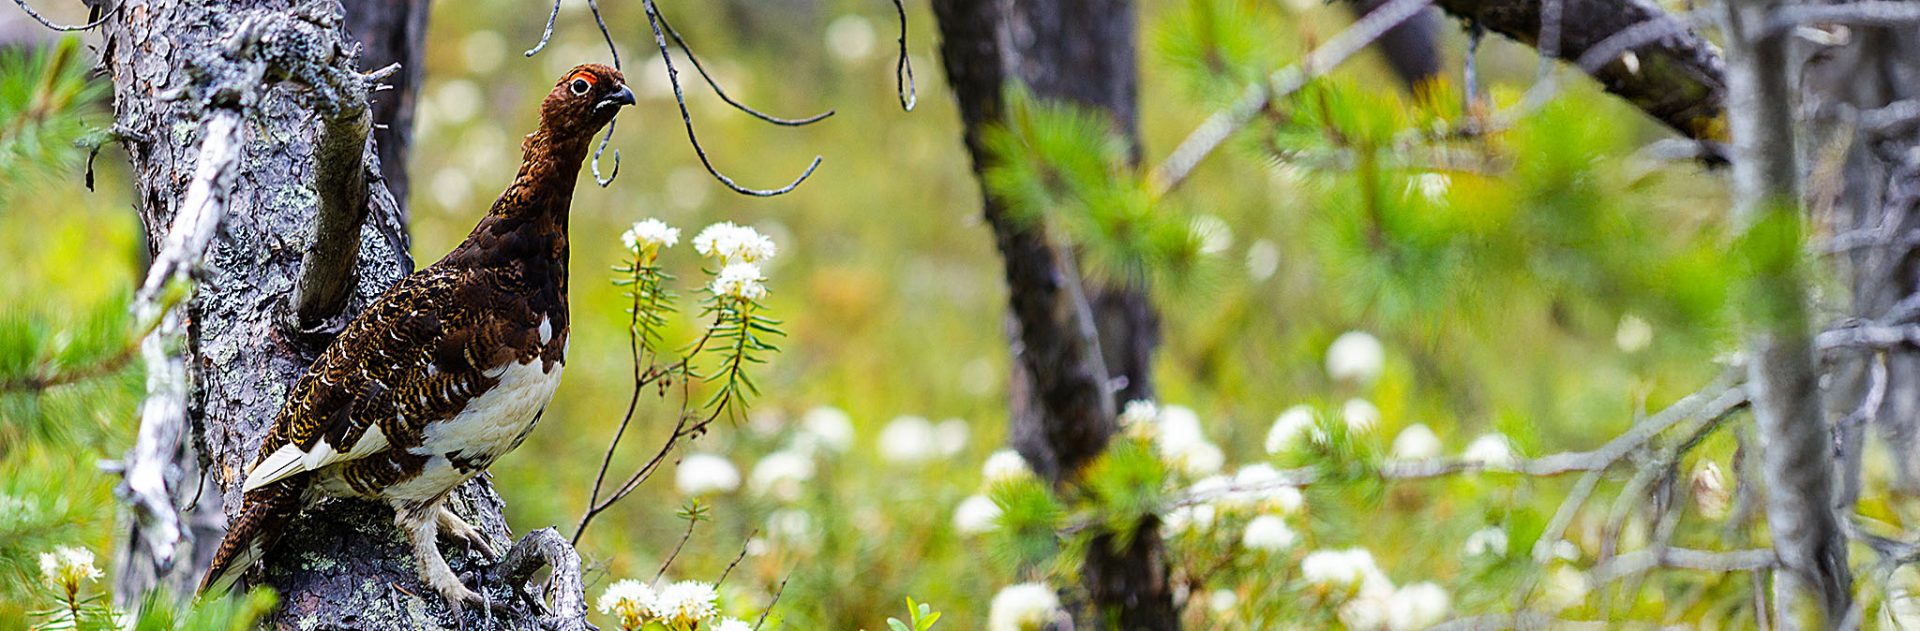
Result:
[641, 0, 823, 196]
[891, 0, 916, 111]
[1147, 0, 1435, 196]
[1766, 1, 1920, 35]
[524, 0, 565, 58]
[1590, 547, 1778, 583]
[752, 574, 790, 631]
[652, 513, 700, 583]
[654, 11, 834, 126]
[714, 529, 759, 587]
[10, 0, 116, 31]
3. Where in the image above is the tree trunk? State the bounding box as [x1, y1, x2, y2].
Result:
[103, 2, 578, 628]
[932, 1, 1180, 628]
[1346, 0, 1441, 89]
[1718, 0, 1852, 623]
[342, 0, 429, 221]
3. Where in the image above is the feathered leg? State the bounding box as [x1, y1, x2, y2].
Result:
[198, 482, 300, 596]
[398, 500, 484, 616]
[437, 506, 498, 560]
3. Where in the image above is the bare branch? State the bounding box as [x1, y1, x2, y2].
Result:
[891, 0, 916, 111]
[641, 0, 823, 197]
[10, 0, 116, 31]
[524, 0, 564, 58]
[1590, 547, 1778, 583]
[655, 11, 834, 126]
[1818, 323, 1920, 351]
[118, 107, 246, 579]
[1767, 1, 1920, 35]
[1147, 0, 1434, 196]
[495, 528, 592, 631]
[294, 76, 376, 332]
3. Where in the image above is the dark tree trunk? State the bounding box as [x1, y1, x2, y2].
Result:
[342, 0, 429, 221]
[102, 2, 577, 628]
[1347, 0, 1441, 89]
[932, 1, 1179, 628]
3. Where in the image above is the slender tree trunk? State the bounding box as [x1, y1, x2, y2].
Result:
[342, 0, 429, 221]
[102, 2, 582, 628]
[932, 1, 1180, 628]
[1718, 0, 1852, 624]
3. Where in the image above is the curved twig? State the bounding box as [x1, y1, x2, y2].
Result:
[656, 11, 834, 126]
[524, 0, 564, 58]
[592, 118, 621, 187]
[10, 0, 116, 32]
[642, 0, 822, 196]
[891, 0, 917, 111]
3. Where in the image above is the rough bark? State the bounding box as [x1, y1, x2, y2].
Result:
[1436, 0, 1728, 141]
[103, 2, 573, 628]
[1718, 0, 1852, 623]
[932, 1, 1179, 628]
[341, 0, 428, 220]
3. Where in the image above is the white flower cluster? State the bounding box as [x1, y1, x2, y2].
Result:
[694, 221, 778, 264]
[621, 218, 681, 256]
[598, 579, 743, 630]
[39, 546, 101, 593]
[878, 415, 971, 463]
[1326, 330, 1385, 385]
[596, 580, 655, 630]
[954, 449, 1033, 536]
[748, 449, 816, 503]
[1463, 433, 1520, 470]
[988, 582, 1063, 631]
[795, 406, 855, 454]
[674, 453, 741, 496]
[1301, 548, 1451, 630]
[1126, 403, 1222, 477]
[710, 262, 769, 301]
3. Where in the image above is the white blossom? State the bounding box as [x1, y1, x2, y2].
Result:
[1464, 527, 1508, 558]
[1163, 503, 1217, 536]
[953, 494, 1002, 535]
[767, 509, 816, 548]
[989, 582, 1063, 631]
[748, 450, 815, 503]
[1339, 591, 1393, 631]
[713, 618, 753, 631]
[674, 453, 741, 496]
[709, 262, 768, 301]
[1541, 565, 1590, 611]
[1615, 313, 1654, 353]
[1219, 464, 1302, 514]
[1411, 173, 1451, 204]
[1242, 515, 1297, 552]
[1191, 214, 1234, 255]
[824, 14, 876, 62]
[936, 418, 971, 457]
[1549, 539, 1582, 562]
[1265, 405, 1322, 454]
[596, 580, 657, 629]
[878, 415, 938, 463]
[1463, 433, 1520, 470]
[1342, 398, 1381, 434]
[1302, 548, 1390, 597]
[796, 405, 855, 453]
[1118, 399, 1159, 441]
[693, 221, 777, 264]
[1692, 461, 1731, 520]
[39, 546, 100, 592]
[621, 218, 680, 255]
[981, 449, 1033, 484]
[1390, 423, 1442, 460]
[1172, 440, 1225, 477]
[1326, 331, 1385, 384]
[1386, 582, 1451, 631]
[1207, 589, 1239, 614]
[1155, 405, 1207, 454]
[649, 580, 720, 625]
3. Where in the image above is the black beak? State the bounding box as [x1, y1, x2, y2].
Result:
[597, 84, 635, 112]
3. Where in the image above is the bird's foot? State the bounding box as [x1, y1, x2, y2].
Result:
[438, 506, 499, 561]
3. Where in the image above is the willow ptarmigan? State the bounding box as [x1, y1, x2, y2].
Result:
[198, 64, 634, 613]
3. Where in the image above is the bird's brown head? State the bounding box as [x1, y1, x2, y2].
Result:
[538, 64, 634, 139]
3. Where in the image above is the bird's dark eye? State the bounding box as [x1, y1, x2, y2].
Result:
[569, 78, 591, 96]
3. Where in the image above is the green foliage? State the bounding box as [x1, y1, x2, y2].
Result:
[128, 589, 277, 631]
[1081, 437, 1169, 548]
[982, 90, 1205, 286]
[0, 37, 104, 207]
[885, 597, 941, 631]
[986, 476, 1066, 574]
[0, 294, 137, 455]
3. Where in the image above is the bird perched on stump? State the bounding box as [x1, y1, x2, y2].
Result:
[198, 64, 634, 615]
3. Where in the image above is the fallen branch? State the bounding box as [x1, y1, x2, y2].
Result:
[494, 528, 592, 631]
